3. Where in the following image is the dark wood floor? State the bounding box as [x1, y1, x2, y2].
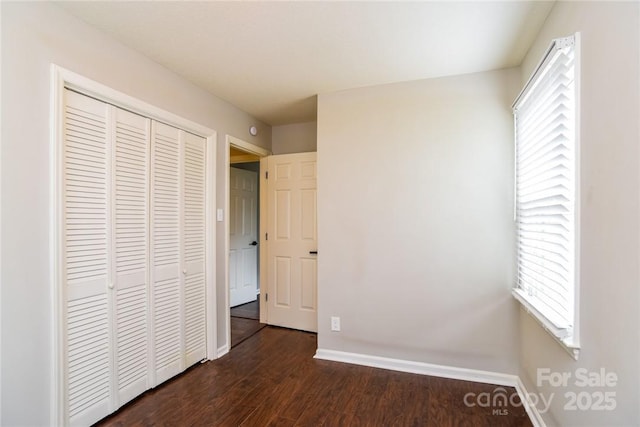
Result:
[231, 316, 266, 347]
[96, 327, 531, 426]
[231, 299, 264, 347]
[230, 299, 260, 320]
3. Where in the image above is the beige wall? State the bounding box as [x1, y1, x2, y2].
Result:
[317, 68, 521, 374]
[518, 2, 640, 425]
[272, 121, 317, 154]
[0, 3, 270, 425]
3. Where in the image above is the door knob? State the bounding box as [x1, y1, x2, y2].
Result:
[250, 241, 258, 246]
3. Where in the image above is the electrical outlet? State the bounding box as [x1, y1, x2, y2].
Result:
[330, 316, 341, 332]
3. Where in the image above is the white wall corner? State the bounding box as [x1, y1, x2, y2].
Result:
[216, 344, 229, 359]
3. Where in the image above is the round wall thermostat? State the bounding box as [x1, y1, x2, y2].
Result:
[249, 126, 258, 136]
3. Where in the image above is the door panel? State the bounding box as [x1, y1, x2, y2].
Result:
[113, 107, 150, 407]
[275, 256, 292, 307]
[63, 89, 112, 426]
[275, 190, 291, 239]
[301, 189, 317, 240]
[267, 152, 317, 332]
[229, 167, 259, 307]
[183, 131, 207, 366]
[150, 121, 182, 385]
[300, 258, 317, 311]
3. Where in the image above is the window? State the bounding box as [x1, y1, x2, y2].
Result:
[512, 34, 579, 358]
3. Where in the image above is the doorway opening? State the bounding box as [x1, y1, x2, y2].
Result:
[225, 137, 269, 348]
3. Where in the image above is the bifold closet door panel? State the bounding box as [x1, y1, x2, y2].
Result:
[63, 89, 112, 426]
[183, 132, 207, 366]
[63, 89, 210, 424]
[113, 108, 151, 407]
[150, 121, 184, 385]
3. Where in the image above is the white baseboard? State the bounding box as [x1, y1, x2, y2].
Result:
[314, 348, 545, 427]
[314, 348, 518, 386]
[216, 344, 229, 358]
[515, 377, 546, 427]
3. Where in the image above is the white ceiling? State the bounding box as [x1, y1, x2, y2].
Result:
[58, 1, 555, 126]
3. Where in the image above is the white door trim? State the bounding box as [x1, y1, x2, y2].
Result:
[223, 135, 270, 352]
[227, 135, 270, 157]
[259, 157, 268, 326]
[229, 167, 259, 307]
[50, 65, 217, 426]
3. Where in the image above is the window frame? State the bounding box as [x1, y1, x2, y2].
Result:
[512, 33, 581, 360]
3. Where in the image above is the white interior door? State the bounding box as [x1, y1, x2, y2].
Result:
[266, 152, 317, 332]
[229, 167, 259, 307]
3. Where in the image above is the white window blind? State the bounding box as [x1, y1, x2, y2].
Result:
[513, 35, 578, 345]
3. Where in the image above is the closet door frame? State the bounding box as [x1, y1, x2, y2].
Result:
[50, 65, 218, 426]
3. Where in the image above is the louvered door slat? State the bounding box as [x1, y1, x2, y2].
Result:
[63, 89, 112, 427]
[183, 132, 207, 365]
[113, 108, 150, 407]
[150, 122, 183, 385]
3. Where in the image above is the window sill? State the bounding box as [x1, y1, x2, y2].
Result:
[512, 289, 580, 360]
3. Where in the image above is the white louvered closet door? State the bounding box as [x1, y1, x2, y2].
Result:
[63, 89, 112, 427]
[183, 132, 207, 366]
[63, 89, 210, 425]
[112, 108, 151, 407]
[150, 124, 208, 384]
[150, 122, 184, 385]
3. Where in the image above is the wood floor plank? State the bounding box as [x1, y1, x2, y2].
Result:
[264, 416, 297, 427]
[231, 316, 266, 347]
[95, 327, 532, 427]
[238, 378, 297, 426]
[230, 299, 260, 320]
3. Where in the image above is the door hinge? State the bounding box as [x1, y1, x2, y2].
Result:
[265, 171, 269, 179]
[265, 293, 268, 302]
[265, 232, 268, 241]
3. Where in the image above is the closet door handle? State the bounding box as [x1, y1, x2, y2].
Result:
[250, 241, 258, 246]
[309, 251, 318, 255]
